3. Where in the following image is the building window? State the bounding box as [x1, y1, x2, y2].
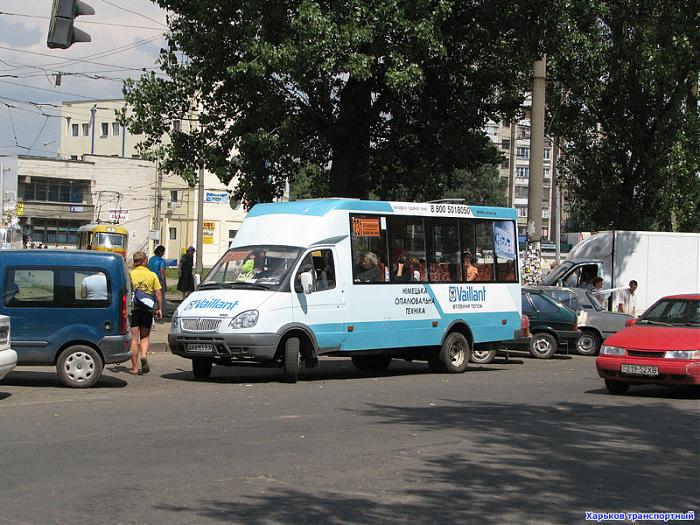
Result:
[71, 124, 79, 137]
[70, 155, 78, 160]
[25, 219, 85, 246]
[516, 147, 529, 160]
[543, 167, 550, 180]
[516, 206, 527, 218]
[112, 122, 120, 136]
[170, 190, 179, 203]
[515, 186, 528, 198]
[543, 188, 551, 202]
[228, 229, 237, 241]
[501, 139, 510, 151]
[22, 178, 88, 204]
[484, 123, 499, 142]
[501, 158, 509, 169]
[172, 119, 182, 132]
[517, 126, 530, 139]
[516, 167, 530, 178]
[82, 123, 89, 136]
[169, 227, 177, 240]
[544, 148, 550, 160]
[100, 122, 108, 137]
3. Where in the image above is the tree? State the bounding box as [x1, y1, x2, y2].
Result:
[547, 0, 700, 232]
[123, 0, 549, 204]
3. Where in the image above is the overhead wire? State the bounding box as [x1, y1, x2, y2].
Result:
[0, 11, 165, 30]
[97, 0, 167, 28]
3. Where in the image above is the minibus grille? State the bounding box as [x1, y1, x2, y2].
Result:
[181, 318, 223, 332]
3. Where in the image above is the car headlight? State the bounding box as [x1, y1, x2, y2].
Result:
[600, 345, 626, 356]
[664, 350, 700, 359]
[229, 309, 259, 329]
[171, 312, 179, 330]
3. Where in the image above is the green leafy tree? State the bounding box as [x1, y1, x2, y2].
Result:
[547, 0, 700, 231]
[123, 0, 548, 204]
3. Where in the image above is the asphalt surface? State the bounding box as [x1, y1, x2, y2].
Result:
[1, 352, 698, 525]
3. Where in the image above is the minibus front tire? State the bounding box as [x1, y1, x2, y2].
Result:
[192, 358, 213, 380]
[57, 345, 103, 388]
[430, 332, 470, 373]
[351, 355, 392, 372]
[282, 337, 301, 383]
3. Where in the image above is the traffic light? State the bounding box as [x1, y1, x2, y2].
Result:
[47, 0, 95, 49]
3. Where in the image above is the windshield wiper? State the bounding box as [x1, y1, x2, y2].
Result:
[637, 320, 673, 327]
[198, 281, 270, 290]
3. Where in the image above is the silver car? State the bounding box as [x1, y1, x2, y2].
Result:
[536, 286, 633, 355]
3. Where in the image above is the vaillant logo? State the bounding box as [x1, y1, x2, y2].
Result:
[448, 285, 487, 302]
[184, 298, 239, 311]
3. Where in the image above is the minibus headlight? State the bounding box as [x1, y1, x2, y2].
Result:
[230, 310, 259, 329]
[171, 312, 179, 330]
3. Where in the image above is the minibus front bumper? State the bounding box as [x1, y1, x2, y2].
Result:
[168, 332, 279, 362]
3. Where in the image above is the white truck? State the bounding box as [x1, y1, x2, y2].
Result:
[542, 231, 700, 314]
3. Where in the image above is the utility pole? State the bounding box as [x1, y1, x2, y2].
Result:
[552, 140, 561, 265]
[195, 167, 204, 276]
[90, 104, 96, 155]
[154, 161, 162, 250]
[527, 57, 546, 248]
[508, 118, 516, 208]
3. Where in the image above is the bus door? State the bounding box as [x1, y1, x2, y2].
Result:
[291, 247, 346, 352]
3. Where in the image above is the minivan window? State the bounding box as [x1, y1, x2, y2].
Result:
[295, 249, 336, 292]
[203, 245, 303, 291]
[4, 268, 111, 308]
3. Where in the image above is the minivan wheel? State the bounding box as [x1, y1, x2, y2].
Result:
[604, 379, 630, 395]
[576, 330, 602, 356]
[282, 337, 301, 383]
[529, 332, 557, 359]
[431, 332, 470, 373]
[57, 345, 103, 388]
[470, 348, 497, 365]
[351, 355, 392, 372]
[192, 358, 213, 380]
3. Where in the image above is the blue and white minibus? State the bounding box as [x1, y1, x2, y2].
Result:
[168, 199, 522, 382]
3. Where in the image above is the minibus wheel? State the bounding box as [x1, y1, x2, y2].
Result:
[282, 337, 300, 383]
[192, 358, 213, 380]
[57, 345, 103, 388]
[351, 355, 392, 372]
[431, 332, 470, 373]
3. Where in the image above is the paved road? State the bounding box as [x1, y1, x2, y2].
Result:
[1, 353, 698, 524]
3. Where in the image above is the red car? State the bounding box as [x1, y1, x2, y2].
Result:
[596, 294, 700, 394]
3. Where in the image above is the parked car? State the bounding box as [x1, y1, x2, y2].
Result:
[471, 315, 530, 365]
[0, 251, 131, 388]
[0, 314, 17, 381]
[502, 288, 580, 359]
[596, 294, 700, 394]
[536, 286, 633, 356]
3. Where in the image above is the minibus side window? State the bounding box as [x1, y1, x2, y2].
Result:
[493, 220, 518, 283]
[473, 221, 496, 282]
[387, 217, 426, 283]
[294, 250, 336, 292]
[427, 219, 461, 282]
[350, 215, 388, 284]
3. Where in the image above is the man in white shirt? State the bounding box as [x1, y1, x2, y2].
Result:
[617, 280, 638, 316]
[81, 272, 108, 301]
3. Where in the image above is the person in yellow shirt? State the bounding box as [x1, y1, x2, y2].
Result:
[129, 251, 162, 375]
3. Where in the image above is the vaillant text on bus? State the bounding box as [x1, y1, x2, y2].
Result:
[184, 298, 239, 311]
[448, 286, 487, 310]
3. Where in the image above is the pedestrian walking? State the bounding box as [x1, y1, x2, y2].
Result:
[129, 251, 162, 375]
[148, 245, 169, 317]
[177, 246, 196, 298]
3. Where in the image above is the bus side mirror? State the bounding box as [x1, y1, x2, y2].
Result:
[300, 271, 314, 295]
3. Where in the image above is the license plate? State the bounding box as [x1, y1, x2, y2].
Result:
[621, 363, 659, 376]
[186, 343, 215, 354]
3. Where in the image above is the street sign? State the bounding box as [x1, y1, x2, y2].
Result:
[109, 209, 128, 222]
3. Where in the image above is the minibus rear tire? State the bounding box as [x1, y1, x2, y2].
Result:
[192, 357, 213, 380]
[431, 332, 470, 373]
[351, 355, 392, 372]
[282, 337, 301, 383]
[57, 345, 103, 388]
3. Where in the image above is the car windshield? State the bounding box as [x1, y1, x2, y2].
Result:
[202, 245, 303, 291]
[639, 298, 700, 326]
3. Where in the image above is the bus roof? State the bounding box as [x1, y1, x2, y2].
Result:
[77, 224, 129, 234]
[248, 199, 516, 220]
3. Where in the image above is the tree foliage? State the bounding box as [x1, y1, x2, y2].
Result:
[123, 0, 548, 203]
[547, 0, 700, 232]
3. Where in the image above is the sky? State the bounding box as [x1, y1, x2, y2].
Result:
[0, 0, 168, 158]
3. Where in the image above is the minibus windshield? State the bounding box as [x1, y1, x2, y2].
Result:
[96, 232, 125, 248]
[202, 246, 303, 291]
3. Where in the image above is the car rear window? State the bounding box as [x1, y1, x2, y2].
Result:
[3, 267, 111, 308]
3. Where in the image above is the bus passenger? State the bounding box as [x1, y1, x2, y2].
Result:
[355, 252, 381, 283]
[464, 256, 479, 282]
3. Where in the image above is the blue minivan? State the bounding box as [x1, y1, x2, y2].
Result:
[0, 250, 131, 387]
